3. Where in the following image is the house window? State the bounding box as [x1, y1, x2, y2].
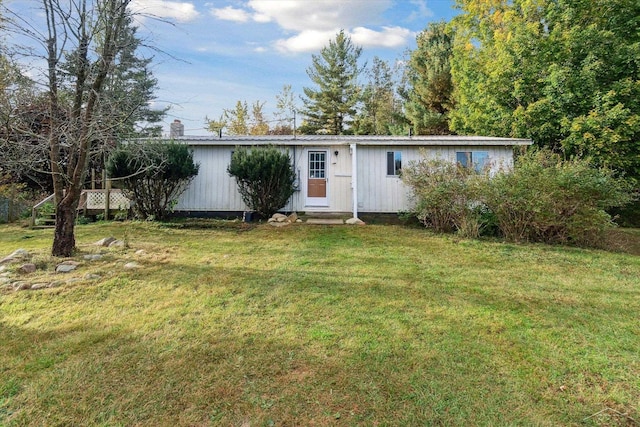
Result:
[456, 151, 489, 172]
[387, 151, 402, 176]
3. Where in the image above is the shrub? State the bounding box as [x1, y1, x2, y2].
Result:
[106, 141, 199, 220]
[480, 150, 635, 246]
[402, 156, 486, 237]
[227, 146, 295, 218]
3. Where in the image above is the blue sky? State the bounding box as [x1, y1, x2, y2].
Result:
[6, 0, 459, 135]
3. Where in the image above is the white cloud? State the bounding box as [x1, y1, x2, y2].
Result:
[210, 6, 251, 23]
[351, 26, 413, 48]
[274, 30, 339, 53]
[408, 0, 434, 21]
[248, 0, 392, 32]
[274, 27, 413, 54]
[130, 0, 199, 23]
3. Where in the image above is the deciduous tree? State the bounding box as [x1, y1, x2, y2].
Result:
[2, 0, 137, 256]
[450, 0, 640, 181]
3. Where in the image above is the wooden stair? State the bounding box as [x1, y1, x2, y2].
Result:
[33, 213, 56, 229]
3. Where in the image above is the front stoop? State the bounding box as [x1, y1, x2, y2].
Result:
[305, 218, 346, 225]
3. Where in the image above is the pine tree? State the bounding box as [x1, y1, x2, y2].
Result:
[97, 15, 166, 140]
[300, 30, 364, 135]
[404, 21, 454, 135]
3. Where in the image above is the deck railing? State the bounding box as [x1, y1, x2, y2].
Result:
[30, 189, 131, 228]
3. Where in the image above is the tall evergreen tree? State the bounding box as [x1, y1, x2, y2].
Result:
[93, 14, 166, 141]
[300, 30, 364, 135]
[403, 21, 454, 135]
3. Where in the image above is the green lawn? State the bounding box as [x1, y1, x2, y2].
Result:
[1, 221, 639, 426]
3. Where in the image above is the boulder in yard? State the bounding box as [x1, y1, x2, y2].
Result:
[18, 264, 37, 274]
[95, 237, 116, 247]
[346, 217, 366, 226]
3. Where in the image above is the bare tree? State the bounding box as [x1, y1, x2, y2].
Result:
[1, 0, 131, 256]
[43, 1, 132, 256]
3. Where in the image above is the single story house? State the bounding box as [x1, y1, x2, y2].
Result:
[172, 135, 532, 218]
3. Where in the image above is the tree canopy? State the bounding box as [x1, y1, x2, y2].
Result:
[450, 0, 640, 181]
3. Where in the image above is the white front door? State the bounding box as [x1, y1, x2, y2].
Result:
[306, 150, 328, 206]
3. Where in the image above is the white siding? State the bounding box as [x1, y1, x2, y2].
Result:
[175, 141, 518, 214]
[357, 145, 515, 213]
[175, 146, 247, 211]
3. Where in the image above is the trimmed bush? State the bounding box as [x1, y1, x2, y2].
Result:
[106, 141, 199, 220]
[227, 146, 295, 218]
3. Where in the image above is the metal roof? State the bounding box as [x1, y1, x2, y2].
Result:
[172, 135, 533, 147]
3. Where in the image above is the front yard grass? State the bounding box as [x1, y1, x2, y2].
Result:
[1, 221, 639, 426]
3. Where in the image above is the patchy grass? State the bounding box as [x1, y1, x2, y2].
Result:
[0, 221, 639, 426]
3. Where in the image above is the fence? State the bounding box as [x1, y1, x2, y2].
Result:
[0, 196, 27, 223]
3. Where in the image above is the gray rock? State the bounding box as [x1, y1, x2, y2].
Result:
[346, 217, 366, 226]
[48, 281, 63, 288]
[56, 264, 77, 273]
[108, 240, 125, 248]
[269, 221, 289, 227]
[84, 274, 101, 280]
[272, 213, 288, 222]
[0, 249, 28, 265]
[14, 282, 31, 291]
[31, 283, 48, 290]
[95, 237, 116, 247]
[83, 254, 103, 261]
[18, 263, 37, 274]
[287, 212, 298, 223]
[134, 249, 146, 255]
[123, 262, 140, 269]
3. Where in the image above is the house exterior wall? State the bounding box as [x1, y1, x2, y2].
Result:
[357, 145, 516, 213]
[175, 145, 247, 211]
[174, 138, 525, 215]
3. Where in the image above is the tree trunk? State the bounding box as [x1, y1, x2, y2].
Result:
[51, 193, 79, 257]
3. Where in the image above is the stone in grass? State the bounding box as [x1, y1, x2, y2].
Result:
[108, 240, 126, 248]
[83, 254, 104, 261]
[272, 213, 288, 222]
[31, 283, 48, 290]
[13, 281, 31, 291]
[95, 237, 116, 247]
[56, 263, 78, 273]
[123, 262, 140, 269]
[18, 263, 37, 274]
[134, 249, 146, 256]
[0, 248, 31, 265]
[346, 217, 366, 226]
[84, 274, 101, 280]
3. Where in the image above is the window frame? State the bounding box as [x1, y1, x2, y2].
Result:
[386, 151, 402, 176]
[456, 151, 489, 173]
